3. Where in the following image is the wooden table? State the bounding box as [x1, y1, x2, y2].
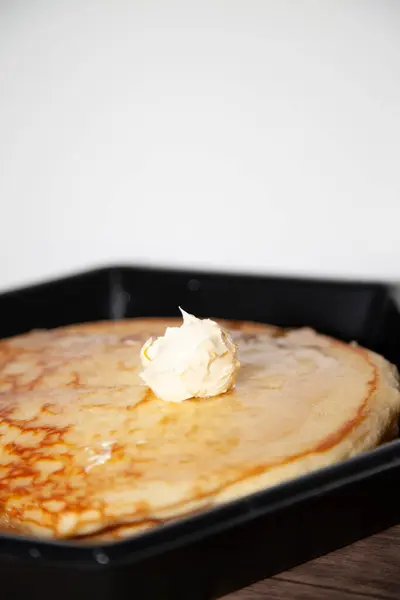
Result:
[225, 525, 400, 599]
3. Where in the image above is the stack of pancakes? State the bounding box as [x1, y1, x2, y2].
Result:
[0, 319, 399, 540]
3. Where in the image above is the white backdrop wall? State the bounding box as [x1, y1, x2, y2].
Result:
[0, 0, 400, 291]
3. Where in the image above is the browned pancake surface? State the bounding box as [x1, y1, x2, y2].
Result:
[0, 319, 399, 539]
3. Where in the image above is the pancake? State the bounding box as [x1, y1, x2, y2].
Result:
[0, 318, 399, 540]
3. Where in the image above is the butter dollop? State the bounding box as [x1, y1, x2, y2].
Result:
[139, 309, 240, 403]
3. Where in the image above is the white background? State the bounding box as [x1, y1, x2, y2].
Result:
[0, 0, 400, 291]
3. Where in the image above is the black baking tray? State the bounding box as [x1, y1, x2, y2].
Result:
[1, 265, 400, 600]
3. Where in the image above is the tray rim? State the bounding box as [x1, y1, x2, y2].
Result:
[0, 263, 391, 299]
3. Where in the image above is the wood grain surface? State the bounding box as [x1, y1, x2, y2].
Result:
[225, 525, 400, 599]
